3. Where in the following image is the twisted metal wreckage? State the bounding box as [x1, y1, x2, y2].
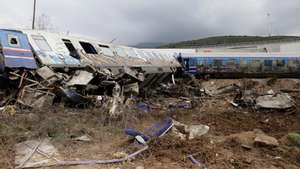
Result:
[0, 29, 181, 113]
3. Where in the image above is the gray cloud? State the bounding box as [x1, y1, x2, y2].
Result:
[0, 0, 300, 45]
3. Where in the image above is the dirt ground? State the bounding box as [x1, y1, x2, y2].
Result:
[0, 78, 300, 169]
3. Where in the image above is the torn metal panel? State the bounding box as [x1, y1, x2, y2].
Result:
[119, 66, 144, 82]
[66, 70, 94, 86]
[15, 139, 61, 169]
[36, 66, 59, 84]
[124, 82, 139, 95]
[18, 87, 55, 109]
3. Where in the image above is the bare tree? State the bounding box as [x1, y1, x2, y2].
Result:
[36, 14, 53, 30]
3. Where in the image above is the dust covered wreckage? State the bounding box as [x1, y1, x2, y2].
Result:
[0, 29, 181, 109]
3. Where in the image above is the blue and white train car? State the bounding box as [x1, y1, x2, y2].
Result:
[0, 29, 37, 70]
[180, 52, 300, 77]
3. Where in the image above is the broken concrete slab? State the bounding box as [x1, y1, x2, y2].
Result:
[254, 134, 279, 147]
[15, 139, 60, 169]
[256, 93, 295, 109]
[66, 70, 94, 86]
[172, 119, 209, 140]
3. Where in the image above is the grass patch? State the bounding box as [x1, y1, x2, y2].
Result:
[288, 133, 300, 147]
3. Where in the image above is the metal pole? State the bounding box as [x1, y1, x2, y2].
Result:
[32, 0, 37, 29]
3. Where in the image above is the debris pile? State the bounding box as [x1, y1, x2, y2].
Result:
[0, 65, 152, 115]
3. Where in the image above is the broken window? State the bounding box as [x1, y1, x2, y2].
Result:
[32, 35, 52, 51]
[79, 41, 98, 54]
[8, 34, 20, 47]
[98, 44, 115, 57]
[62, 39, 80, 59]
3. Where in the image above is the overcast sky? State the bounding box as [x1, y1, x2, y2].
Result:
[0, 0, 299, 45]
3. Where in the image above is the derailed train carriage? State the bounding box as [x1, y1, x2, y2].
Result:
[0, 29, 180, 85]
[0, 29, 181, 107]
[181, 53, 300, 78]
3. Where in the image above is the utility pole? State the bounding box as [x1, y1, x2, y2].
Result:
[32, 0, 37, 29]
[267, 13, 272, 37]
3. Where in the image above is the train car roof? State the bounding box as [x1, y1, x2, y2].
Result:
[181, 52, 300, 58]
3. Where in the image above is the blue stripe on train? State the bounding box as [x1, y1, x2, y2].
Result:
[4, 57, 37, 69]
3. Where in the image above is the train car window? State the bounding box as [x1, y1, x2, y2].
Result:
[213, 59, 222, 67]
[8, 34, 20, 47]
[98, 44, 115, 57]
[32, 35, 52, 51]
[62, 39, 76, 53]
[62, 39, 80, 59]
[79, 41, 98, 54]
[276, 60, 285, 67]
[264, 60, 273, 67]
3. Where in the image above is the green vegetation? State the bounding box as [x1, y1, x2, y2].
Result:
[160, 36, 300, 48]
[288, 133, 300, 147]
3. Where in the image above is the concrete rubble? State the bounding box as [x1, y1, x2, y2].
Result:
[254, 133, 279, 147]
[256, 93, 295, 109]
[172, 120, 210, 140]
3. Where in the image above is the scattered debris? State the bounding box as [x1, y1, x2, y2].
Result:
[36, 66, 60, 85]
[113, 151, 128, 158]
[254, 133, 279, 147]
[74, 135, 92, 142]
[125, 117, 174, 143]
[135, 166, 145, 169]
[136, 102, 151, 113]
[173, 120, 209, 140]
[187, 155, 207, 169]
[66, 70, 94, 86]
[2, 105, 17, 116]
[53, 146, 149, 167]
[186, 125, 210, 140]
[18, 87, 55, 109]
[256, 93, 295, 109]
[170, 127, 187, 141]
[15, 139, 60, 169]
[267, 89, 275, 95]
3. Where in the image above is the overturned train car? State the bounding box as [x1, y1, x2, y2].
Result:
[180, 53, 300, 78]
[0, 29, 181, 87]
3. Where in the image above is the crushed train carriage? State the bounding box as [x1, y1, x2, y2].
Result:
[0, 29, 181, 108]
